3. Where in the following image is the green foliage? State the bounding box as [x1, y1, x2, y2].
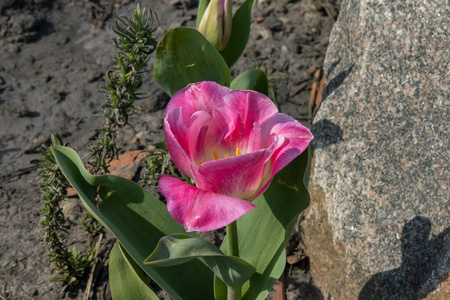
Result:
[86, 3, 159, 241]
[35, 5, 161, 294]
[45, 2, 312, 298]
[154, 27, 231, 97]
[145, 234, 256, 288]
[52, 144, 311, 300]
[90, 3, 158, 174]
[79, 212, 102, 241]
[139, 148, 170, 187]
[230, 69, 269, 96]
[219, 0, 256, 67]
[52, 146, 215, 300]
[32, 135, 95, 289]
[110, 242, 159, 300]
[216, 148, 311, 299]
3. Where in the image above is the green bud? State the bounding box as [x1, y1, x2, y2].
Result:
[197, 0, 232, 51]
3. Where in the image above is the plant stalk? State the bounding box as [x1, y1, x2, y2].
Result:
[226, 221, 241, 300]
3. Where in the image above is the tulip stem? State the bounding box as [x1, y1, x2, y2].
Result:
[226, 221, 241, 300]
[227, 286, 241, 300]
[226, 221, 239, 257]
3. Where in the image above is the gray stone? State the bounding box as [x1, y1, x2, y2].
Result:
[303, 0, 450, 299]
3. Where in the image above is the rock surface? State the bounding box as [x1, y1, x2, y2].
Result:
[303, 0, 449, 298]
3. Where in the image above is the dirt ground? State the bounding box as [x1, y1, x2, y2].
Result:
[0, 0, 340, 299]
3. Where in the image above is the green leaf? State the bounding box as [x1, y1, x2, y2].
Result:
[221, 148, 311, 299]
[230, 69, 269, 96]
[110, 241, 159, 300]
[219, 0, 256, 67]
[52, 146, 214, 300]
[154, 27, 230, 97]
[196, 0, 211, 28]
[47, 277, 66, 282]
[215, 244, 286, 300]
[145, 234, 256, 288]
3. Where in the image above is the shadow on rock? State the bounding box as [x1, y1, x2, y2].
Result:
[358, 217, 450, 299]
[322, 62, 354, 102]
[293, 282, 325, 300]
[311, 119, 344, 148]
[326, 58, 341, 79]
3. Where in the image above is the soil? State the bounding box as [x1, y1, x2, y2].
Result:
[0, 0, 340, 299]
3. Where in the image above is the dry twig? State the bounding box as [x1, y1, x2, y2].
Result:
[289, 82, 308, 97]
[309, 69, 322, 115]
[316, 1, 335, 24]
[83, 233, 104, 300]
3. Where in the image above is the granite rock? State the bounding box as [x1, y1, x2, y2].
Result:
[303, 0, 449, 298]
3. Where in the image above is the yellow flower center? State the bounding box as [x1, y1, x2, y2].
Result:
[213, 146, 240, 160]
[200, 147, 241, 166]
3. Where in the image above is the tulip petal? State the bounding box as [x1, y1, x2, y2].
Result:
[261, 113, 313, 176]
[186, 111, 212, 164]
[164, 108, 193, 177]
[246, 122, 261, 153]
[191, 111, 230, 164]
[159, 175, 256, 232]
[166, 81, 231, 125]
[197, 149, 272, 200]
[219, 90, 279, 147]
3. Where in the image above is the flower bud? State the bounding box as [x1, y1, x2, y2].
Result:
[197, 0, 232, 51]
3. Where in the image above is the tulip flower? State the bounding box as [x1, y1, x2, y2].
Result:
[197, 0, 232, 51]
[159, 81, 313, 232]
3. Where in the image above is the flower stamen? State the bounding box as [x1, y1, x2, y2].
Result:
[213, 147, 219, 160]
[210, 147, 240, 162]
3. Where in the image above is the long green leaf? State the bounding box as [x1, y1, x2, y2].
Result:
[219, 0, 256, 67]
[145, 234, 256, 288]
[52, 146, 214, 300]
[220, 148, 311, 299]
[154, 27, 230, 97]
[110, 241, 159, 300]
[230, 69, 269, 96]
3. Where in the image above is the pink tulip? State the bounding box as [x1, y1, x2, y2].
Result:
[159, 81, 313, 232]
